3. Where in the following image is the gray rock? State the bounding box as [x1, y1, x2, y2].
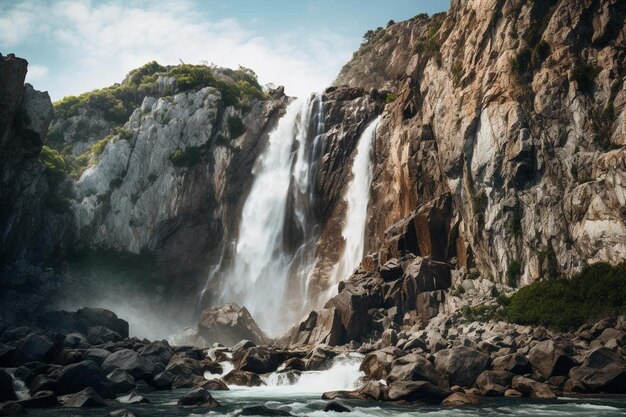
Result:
[388, 380, 451, 404]
[56, 360, 114, 398]
[528, 340, 576, 378]
[0, 369, 17, 401]
[59, 387, 108, 408]
[177, 387, 220, 407]
[102, 349, 156, 381]
[435, 346, 489, 387]
[107, 369, 136, 394]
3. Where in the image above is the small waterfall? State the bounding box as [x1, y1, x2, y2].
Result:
[328, 116, 381, 293]
[207, 95, 324, 336]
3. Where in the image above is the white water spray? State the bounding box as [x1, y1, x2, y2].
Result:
[328, 116, 381, 293]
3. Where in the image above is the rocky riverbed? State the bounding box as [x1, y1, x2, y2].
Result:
[1, 305, 625, 416]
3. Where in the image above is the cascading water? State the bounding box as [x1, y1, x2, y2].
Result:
[205, 95, 325, 336]
[327, 116, 381, 296]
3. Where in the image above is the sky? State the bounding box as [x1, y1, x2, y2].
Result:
[1, 0, 450, 101]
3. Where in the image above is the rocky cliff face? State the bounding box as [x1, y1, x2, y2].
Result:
[333, 0, 626, 285]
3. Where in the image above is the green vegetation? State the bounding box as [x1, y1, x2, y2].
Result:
[169, 146, 202, 168]
[39, 146, 73, 213]
[385, 93, 397, 103]
[503, 262, 626, 331]
[506, 260, 522, 287]
[227, 116, 245, 138]
[40, 146, 67, 183]
[538, 244, 559, 280]
[572, 63, 601, 93]
[467, 270, 481, 280]
[509, 205, 522, 237]
[462, 304, 502, 323]
[451, 61, 463, 87]
[414, 12, 445, 59]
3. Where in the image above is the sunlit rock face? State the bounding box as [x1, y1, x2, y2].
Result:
[331, 0, 626, 285]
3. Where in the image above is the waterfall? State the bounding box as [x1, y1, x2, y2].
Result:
[209, 95, 324, 337]
[327, 116, 381, 294]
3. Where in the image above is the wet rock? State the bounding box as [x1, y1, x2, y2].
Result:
[116, 390, 149, 404]
[197, 303, 267, 346]
[0, 369, 17, 401]
[441, 392, 481, 406]
[381, 329, 398, 348]
[14, 334, 55, 364]
[165, 355, 204, 388]
[177, 387, 220, 407]
[222, 370, 264, 387]
[234, 347, 291, 374]
[19, 390, 58, 408]
[504, 389, 523, 398]
[434, 346, 489, 387]
[138, 340, 173, 366]
[151, 371, 174, 390]
[388, 380, 451, 404]
[323, 401, 351, 412]
[102, 349, 156, 381]
[107, 369, 136, 394]
[568, 362, 626, 393]
[56, 360, 114, 398]
[387, 352, 440, 385]
[528, 340, 576, 378]
[359, 348, 396, 380]
[108, 410, 138, 417]
[240, 405, 293, 416]
[200, 378, 229, 390]
[59, 387, 108, 408]
[0, 402, 26, 416]
[84, 348, 111, 366]
[233, 339, 256, 352]
[27, 374, 56, 395]
[306, 346, 337, 371]
[282, 357, 307, 371]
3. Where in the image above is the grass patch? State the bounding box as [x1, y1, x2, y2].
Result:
[385, 93, 397, 103]
[170, 146, 202, 168]
[503, 262, 626, 331]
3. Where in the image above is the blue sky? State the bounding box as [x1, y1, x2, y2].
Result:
[1, 0, 449, 101]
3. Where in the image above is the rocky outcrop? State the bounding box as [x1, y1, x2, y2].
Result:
[196, 303, 267, 346]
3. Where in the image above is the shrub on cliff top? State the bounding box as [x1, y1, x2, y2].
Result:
[504, 262, 626, 331]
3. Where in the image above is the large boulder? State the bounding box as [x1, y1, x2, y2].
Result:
[177, 387, 220, 407]
[322, 380, 389, 401]
[38, 308, 129, 339]
[197, 303, 267, 346]
[59, 387, 108, 408]
[107, 369, 136, 394]
[239, 405, 293, 416]
[27, 374, 56, 395]
[13, 333, 55, 364]
[138, 340, 173, 366]
[387, 352, 440, 385]
[222, 370, 264, 387]
[492, 353, 531, 374]
[102, 349, 155, 381]
[359, 348, 397, 380]
[165, 355, 204, 388]
[528, 340, 576, 378]
[56, 360, 114, 398]
[234, 347, 291, 374]
[568, 362, 626, 393]
[151, 371, 174, 390]
[434, 347, 489, 387]
[388, 380, 451, 404]
[442, 392, 481, 406]
[475, 371, 514, 396]
[0, 369, 17, 401]
[512, 376, 557, 399]
[19, 390, 58, 408]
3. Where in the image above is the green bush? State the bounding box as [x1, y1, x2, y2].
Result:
[462, 304, 502, 323]
[169, 147, 201, 167]
[504, 262, 626, 331]
[385, 93, 397, 103]
[228, 116, 245, 138]
[40, 146, 67, 182]
[506, 260, 522, 287]
[127, 61, 167, 85]
[170, 65, 215, 92]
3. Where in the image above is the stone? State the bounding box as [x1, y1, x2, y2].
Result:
[108, 410, 138, 417]
[14, 334, 55, 364]
[151, 371, 174, 390]
[59, 387, 108, 408]
[222, 370, 264, 387]
[529, 340, 576, 378]
[177, 387, 221, 407]
[200, 378, 229, 390]
[387, 352, 441, 385]
[107, 369, 136, 394]
[239, 405, 293, 416]
[504, 389, 523, 397]
[388, 380, 451, 404]
[165, 355, 204, 388]
[233, 339, 256, 352]
[139, 340, 173, 366]
[0, 402, 26, 416]
[568, 363, 626, 393]
[434, 346, 489, 387]
[306, 346, 337, 371]
[492, 353, 530, 374]
[380, 258, 403, 281]
[322, 380, 389, 401]
[441, 392, 481, 406]
[198, 303, 267, 346]
[102, 349, 156, 381]
[27, 374, 56, 395]
[475, 371, 514, 396]
[359, 348, 396, 380]
[0, 369, 17, 401]
[56, 360, 114, 398]
[381, 329, 398, 347]
[234, 347, 291, 374]
[116, 391, 149, 404]
[84, 348, 111, 366]
[19, 390, 58, 408]
[512, 376, 556, 399]
[323, 401, 351, 412]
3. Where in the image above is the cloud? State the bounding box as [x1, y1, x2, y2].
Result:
[2, 0, 355, 100]
[25, 64, 49, 82]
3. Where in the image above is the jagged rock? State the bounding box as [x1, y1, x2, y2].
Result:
[233, 339, 256, 352]
[323, 401, 351, 412]
[84, 348, 111, 366]
[151, 371, 174, 390]
[388, 380, 451, 404]
[177, 387, 220, 407]
[380, 258, 403, 281]
[512, 376, 556, 399]
[200, 378, 229, 390]
[282, 357, 307, 371]
[107, 369, 136, 394]
[387, 352, 440, 385]
[434, 346, 489, 387]
[475, 371, 514, 396]
[59, 387, 108, 408]
[116, 391, 149, 404]
[504, 389, 523, 398]
[14, 334, 55, 364]
[239, 405, 293, 416]
[529, 340, 576, 378]
[102, 349, 156, 381]
[359, 348, 397, 380]
[197, 303, 267, 346]
[306, 346, 337, 371]
[38, 308, 129, 339]
[441, 392, 481, 406]
[18, 390, 58, 408]
[165, 355, 204, 388]
[492, 353, 531, 374]
[323, 380, 389, 401]
[0, 369, 17, 401]
[568, 362, 626, 394]
[222, 370, 264, 387]
[139, 340, 173, 366]
[56, 360, 114, 398]
[234, 347, 291, 374]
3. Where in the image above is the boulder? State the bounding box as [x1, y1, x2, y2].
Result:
[380, 258, 403, 281]
[492, 353, 530, 374]
[0, 402, 26, 416]
[116, 391, 149, 404]
[475, 371, 514, 396]
[200, 378, 229, 390]
[198, 303, 267, 346]
[306, 346, 337, 371]
[282, 357, 307, 371]
[0, 369, 17, 401]
[139, 340, 173, 366]
[102, 349, 156, 381]
[27, 374, 56, 395]
[86, 326, 122, 344]
[323, 401, 351, 412]
[234, 347, 290, 374]
[528, 340, 575, 378]
[59, 387, 108, 408]
[165, 355, 204, 388]
[63, 333, 90, 349]
[387, 352, 440, 385]
[39, 308, 129, 339]
[388, 380, 451, 404]
[151, 371, 174, 390]
[441, 392, 481, 406]
[322, 380, 389, 401]
[84, 348, 111, 366]
[434, 346, 489, 387]
[177, 387, 220, 407]
[56, 360, 114, 398]
[359, 348, 397, 380]
[107, 369, 136, 394]
[233, 339, 256, 352]
[19, 390, 58, 408]
[54, 348, 86, 365]
[568, 362, 626, 393]
[584, 347, 626, 369]
[512, 376, 557, 399]
[14, 334, 55, 364]
[108, 410, 138, 417]
[239, 405, 293, 416]
[504, 389, 523, 397]
[0, 343, 16, 366]
[222, 370, 264, 387]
